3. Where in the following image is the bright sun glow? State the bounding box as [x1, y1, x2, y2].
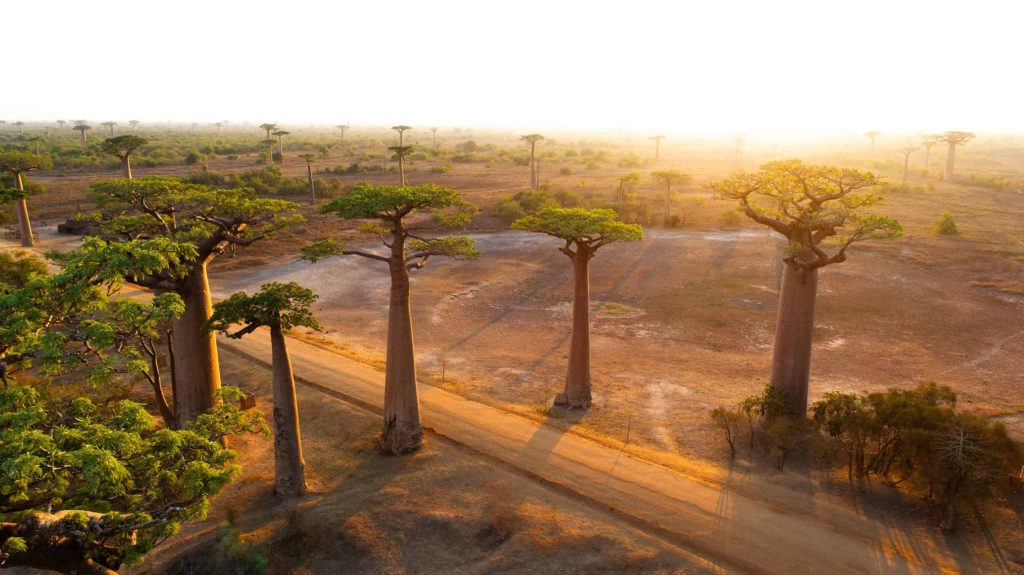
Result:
[5, 0, 1022, 136]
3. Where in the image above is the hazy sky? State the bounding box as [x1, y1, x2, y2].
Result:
[5, 0, 1022, 135]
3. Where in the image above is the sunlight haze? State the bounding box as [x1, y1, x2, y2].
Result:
[5, 0, 1023, 135]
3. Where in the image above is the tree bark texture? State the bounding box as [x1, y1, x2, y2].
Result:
[556, 244, 592, 408]
[121, 155, 132, 179]
[14, 173, 33, 247]
[270, 324, 307, 496]
[380, 235, 423, 453]
[769, 258, 818, 416]
[171, 263, 221, 423]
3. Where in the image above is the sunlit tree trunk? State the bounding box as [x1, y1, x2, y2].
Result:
[306, 162, 315, 204]
[769, 252, 818, 415]
[380, 230, 423, 453]
[121, 156, 132, 179]
[943, 141, 957, 181]
[14, 173, 33, 247]
[556, 244, 592, 408]
[171, 263, 221, 423]
[270, 322, 307, 495]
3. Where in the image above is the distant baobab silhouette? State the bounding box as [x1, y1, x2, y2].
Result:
[272, 130, 290, 162]
[259, 123, 278, 141]
[935, 131, 974, 181]
[521, 133, 544, 189]
[215, 122, 224, 135]
[336, 124, 349, 145]
[652, 169, 693, 226]
[102, 135, 149, 179]
[101, 121, 117, 134]
[899, 145, 917, 187]
[650, 135, 665, 161]
[57, 120, 66, 130]
[299, 153, 317, 203]
[921, 137, 937, 170]
[73, 122, 92, 142]
[389, 145, 413, 186]
[864, 131, 880, 152]
[430, 127, 438, 149]
[14, 122, 25, 134]
[129, 120, 139, 131]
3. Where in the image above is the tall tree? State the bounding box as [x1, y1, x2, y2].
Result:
[864, 131, 880, 152]
[56, 120, 66, 130]
[651, 169, 694, 226]
[90, 177, 301, 423]
[521, 133, 544, 189]
[0, 152, 53, 248]
[261, 138, 277, 164]
[101, 121, 117, 134]
[259, 122, 278, 141]
[214, 121, 223, 135]
[25, 137, 43, 157]
[935, 131, 974, 181]
[129, 119, 139, 131]
[389, 145, 413, 186]
[650, 135, 666, 161]
[429, 127, 438, 149]
[207, 282, 321, 497]
[899, 145, 917, 187]
[299, 153, 317, 203]
[302, 183, 477, 453]
[101, 135, 149, 179]
[73, 122, 91, 142]
[709, 161, 901, 415]
[0, 385, 263, 574]
[336, 124, 349, 145]
[391, 124, 412, 147]
[14, 122, 25, 134]
[512, 208, 642, 408]
[272, 129, 290, 162]
[922, 137, 937, 170]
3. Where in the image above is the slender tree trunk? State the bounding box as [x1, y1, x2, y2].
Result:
[769, 257, 818, 416]
[556, 245, 592, 408]
[663, 182, 672, 226]
[148, 346, 177, 428]
[380, 234, 423, 453]
[80, 130, 86, 142]
[398, 156, 406, 186]
[14, 173, 33, 247]
[171, 263, 221, 423]
[306, 162, 315, 204]
[943, 142, 957, 181]
[121, 156, 132, 179]
[270, 323, 307, 496]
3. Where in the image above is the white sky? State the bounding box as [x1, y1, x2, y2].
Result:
[4, 0, 1022, 136]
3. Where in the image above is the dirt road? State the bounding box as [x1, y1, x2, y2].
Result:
[220, 330, 969, 575]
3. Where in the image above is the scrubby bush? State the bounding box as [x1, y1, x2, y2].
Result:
[710, 406, 742, 457]
[559, 166, 573, 175]
[932, 210, 959, 236]
[431, 163, 452, 174]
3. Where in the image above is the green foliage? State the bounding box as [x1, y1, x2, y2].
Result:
[0, 384, 263, 571]
[431, 163, 452, 173]
[512, 207, 643, 247]
[0, 151, 53, 174]
[101, 135, 149, 159]
[319, 183, 474, 226]
[207, 282, 322, 337]
[0, 251, 47, 288]
[932, 210, 959, 236]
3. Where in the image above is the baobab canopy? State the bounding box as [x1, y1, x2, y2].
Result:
[513, 207, 644, 247]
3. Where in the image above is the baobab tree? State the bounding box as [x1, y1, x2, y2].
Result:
[26, 136, 43, 157]
[521, 133, 544, 189]
[299, 153, 317, 203]
[215, 121, 224, 135]
[336, 124, 349, 145]
[259, 122, 278, 141]
[101, 121, 117, 134]
[73, 122, 91, 142]
[14, 121, 25, 134]
[89, 177, 300, 422]
[262, 138, 277, 164]
[935, 131, 975, 181]
[302, 183, 478, 453]
[899, 145, 917, 187]
[513, 208, 642, 408]
[101, 135, 149, 179]
[272, 129, 290, 162]
[430, 127, 438, 149]
[389, 145, 413, 185]
[922, 137, 937, 170]
[56, 120, 66, 130]
[0, 151, 53, 248]
[129, 119, 139, 131]
[207, 282, 321, 496]
[651, 169, 694, 226]
[864, 131, 880, 152]
[709, 161, 901, 415]
[392, 125, 412, 146]
[650, 135, 666, 161]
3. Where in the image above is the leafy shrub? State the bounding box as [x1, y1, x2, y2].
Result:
[932, 210, 959, 236]
[184, 152, 205, 165]
[431, 163, 452, 174]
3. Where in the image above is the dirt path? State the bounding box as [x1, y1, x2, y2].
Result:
[219, 330, 977, 575]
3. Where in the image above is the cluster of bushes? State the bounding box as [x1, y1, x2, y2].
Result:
[183, 166, 323, 197]
[711, 383, 1022, 528]
[492, 187, 584, 224]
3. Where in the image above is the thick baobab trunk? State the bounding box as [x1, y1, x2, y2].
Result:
[14, 173, 33, 247]
[769, 258, 819, 416]
[171, 263, 221, 423]
[147, 348, 176, 428]
[121, 156, 132, 179]
[556, 246, 592, 408]
[943, 142, 957, 181]
[270, 324, 307, 496]
[306, 162, 315, 204]
[398, 156, 406, 186]
[529, 143, 537, 189]
[380, 241, 423, 453]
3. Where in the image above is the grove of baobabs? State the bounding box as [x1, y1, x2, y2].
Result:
[1, 1, 1022, 574]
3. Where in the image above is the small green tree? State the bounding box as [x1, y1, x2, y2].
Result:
[0, 151, 53, 247]
[0, 385, 264, 574]
[812, 391, 873, 479]
[512, 208, 642, 408]
[932, 210, 959, 236]
[710, 406, 743, 458]
[101, 135, 149, 179]
[302, 183, 477, 453]
[207, 282, 321, 497]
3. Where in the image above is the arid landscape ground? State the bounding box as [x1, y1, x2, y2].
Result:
[6, 131, 1024, 573]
